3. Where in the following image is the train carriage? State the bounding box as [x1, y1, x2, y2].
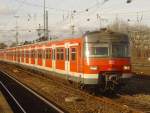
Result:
[0, 30, 133, 91]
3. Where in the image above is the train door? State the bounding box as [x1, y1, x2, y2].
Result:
[65, 43, 70, 77]
[18, 50, 20, 63]
[29, 48, 31, 64]
[42, 47, 46, 67]
[14, 49, 16, 62]
[22, 49, 24, 63]
[70, 46, 79, 73]
[52, 45, 56, 71]
[34, 47, 38, 65]
[26, 50, 29, 64]
[16, 50, 18, 62]
[31, 49, 35, 64]
[38, 49, 42, 66]
[19, 49, 21, 63]
[45, 48, 52, 68]
[24, 49, 26, 63]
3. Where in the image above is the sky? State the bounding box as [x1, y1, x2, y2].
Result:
[0, 0, 150, 44]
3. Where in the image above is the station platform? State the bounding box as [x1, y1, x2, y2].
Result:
[0, 91, 13, 113]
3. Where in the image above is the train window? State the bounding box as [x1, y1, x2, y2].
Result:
[57, 50, 59, 60]
[46, 49, 51, 59]
[31, 50, 35, 58]
[52, 49, 55, 60]
[26, 51, 29, 57]
[38, 50, 42, 58]
[24, 51, 25, 57]
[71, 48, 76, 61]
[57, 48, 60, 60]
[85, 43, 109, 57]
[29, 50, 31, 58]
[19, 51, 20, 57]
[40, 50, 42, 58]
[112, 45, 128, 57]
[56, 48, 64, 60]
[42, 50, 45, 59]
[25, 51, 26, 57]
[32, 51, 34, 58]
[35, 50, 37, 58]
[89, 47, 108, 56]
[60, 53, 64, 60]
[60, 49, 64, 60]
[22, 51, 24, 57]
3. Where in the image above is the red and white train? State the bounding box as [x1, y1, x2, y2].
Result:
[0, 30, 132, 91]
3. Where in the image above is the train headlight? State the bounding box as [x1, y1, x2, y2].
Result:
[90, 66, 98, 71]
[123, 65, 130, 70]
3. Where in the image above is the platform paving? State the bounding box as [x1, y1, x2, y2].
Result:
[0, 91, 13, 113]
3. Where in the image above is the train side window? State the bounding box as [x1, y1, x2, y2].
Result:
[21, 51, 23, 57]
[49, 49, 51, 59]
[28, 50, 31, 58]
[38, 50, 42, 58]
[46, 49, 51, 59]
[40, 50, 42, 58]
[26, 51, 28, 58]
[31, 50, 35, 58]
[33, 50, 35, 58]
[42, 50, 45, 59]
[38, 50, 39, 58]
[25, 51, 26, 57]
[35, 50, 37, 58]
[66, 48, 69, 61]
[67, 48, 69, 61]
[19, 51, 21, 58]
[57, 48, 64, 60]
[65, 48, 67, 61]
[46, 49, 48, 59]
[23, 51, 26, 57]
[71, 48, 76, 61]
[60, 48, 64, 60]
[52, 49, 55, 60]
[57, 48, 60, 60]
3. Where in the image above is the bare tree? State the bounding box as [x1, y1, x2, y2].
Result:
[0, 43, 7, 49]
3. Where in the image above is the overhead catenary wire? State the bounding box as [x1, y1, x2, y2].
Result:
[1, 0, 150, 42]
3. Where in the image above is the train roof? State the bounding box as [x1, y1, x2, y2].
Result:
[2, 29, 129, 50]
[85, 29, 129, 43]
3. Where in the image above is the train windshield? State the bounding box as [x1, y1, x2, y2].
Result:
[84, 31, 129, 58]
[112, 44, 129, 57]
[85, 43, 109, 57]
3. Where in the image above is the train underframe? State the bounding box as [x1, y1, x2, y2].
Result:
[98, 72, 123, 92]
[77, 72, 127, 93]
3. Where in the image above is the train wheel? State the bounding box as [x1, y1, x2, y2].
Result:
[99, 75, 116, 93]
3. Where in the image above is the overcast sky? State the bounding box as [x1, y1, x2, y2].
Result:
[0, 0, 150, 44]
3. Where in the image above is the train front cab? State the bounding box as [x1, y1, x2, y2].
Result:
[82, 31, 132, 91]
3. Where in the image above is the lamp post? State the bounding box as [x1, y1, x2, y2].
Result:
[43, 0, 49, 40]
[14, 15, 19, 45]
[126, 0, 132, 4]
[43, 0, 46, 38]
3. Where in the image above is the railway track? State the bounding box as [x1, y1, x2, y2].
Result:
[0, 71, 66, 113]
[111, 94, 150, 113]
[0, 61, 148, 113]
[132, 63, 150, 75]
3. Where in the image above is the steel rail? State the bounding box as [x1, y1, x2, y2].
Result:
[0, 71, 66, 113]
